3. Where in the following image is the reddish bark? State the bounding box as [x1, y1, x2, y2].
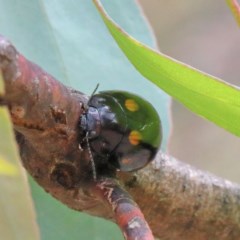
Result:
[0, 35, 153, 240]
[92, 178, 154, 240]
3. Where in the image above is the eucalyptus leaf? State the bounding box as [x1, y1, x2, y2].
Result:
[0, 71, 39, 240]
[0, 70, 4, 95]
[0, 156, 17, 176]
[226, 0, 240, 26]
[94, 0, 240, 137]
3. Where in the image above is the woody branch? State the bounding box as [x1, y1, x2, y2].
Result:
[1, 35, 240, 240]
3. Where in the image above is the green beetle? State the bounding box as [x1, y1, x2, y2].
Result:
[80, 91, 162, 172]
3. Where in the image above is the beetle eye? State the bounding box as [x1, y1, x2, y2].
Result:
[85, 107, 101, 138]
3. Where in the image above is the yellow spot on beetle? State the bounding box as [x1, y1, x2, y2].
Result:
[129, 130, 142, 145]
[125, 99, 139, 112]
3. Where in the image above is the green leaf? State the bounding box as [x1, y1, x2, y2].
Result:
[0, 156, 17, 176]
[0, 72, 39, 239]
[0, 71, 17, 176]
[0, 1, 171, 240]
[226, 0, 240, 26]
[0, 70, 4, 95]
[94, 0, 240, 137]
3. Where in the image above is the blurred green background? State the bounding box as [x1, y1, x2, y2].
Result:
[139, 0, 240, 183]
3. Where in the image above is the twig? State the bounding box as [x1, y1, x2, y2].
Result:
[91, 178, 154, 240]
[0, 35, 153, 240]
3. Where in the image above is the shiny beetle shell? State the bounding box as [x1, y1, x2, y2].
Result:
[80, 91, 162, 172]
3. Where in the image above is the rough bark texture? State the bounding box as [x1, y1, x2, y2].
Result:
[1, 35, 240, 240]
[0, 35, 154, 240]
[92, 178, 154, 240]
[120, 152, 240, 239]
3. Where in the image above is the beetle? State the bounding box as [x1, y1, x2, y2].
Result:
[80, 90, 162, 175]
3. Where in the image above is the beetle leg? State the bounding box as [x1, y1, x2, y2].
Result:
[86, 132, 97, 181]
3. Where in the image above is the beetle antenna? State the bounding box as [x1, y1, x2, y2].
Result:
[86, 132, 97, 180]
[88, 83, 99, 105]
